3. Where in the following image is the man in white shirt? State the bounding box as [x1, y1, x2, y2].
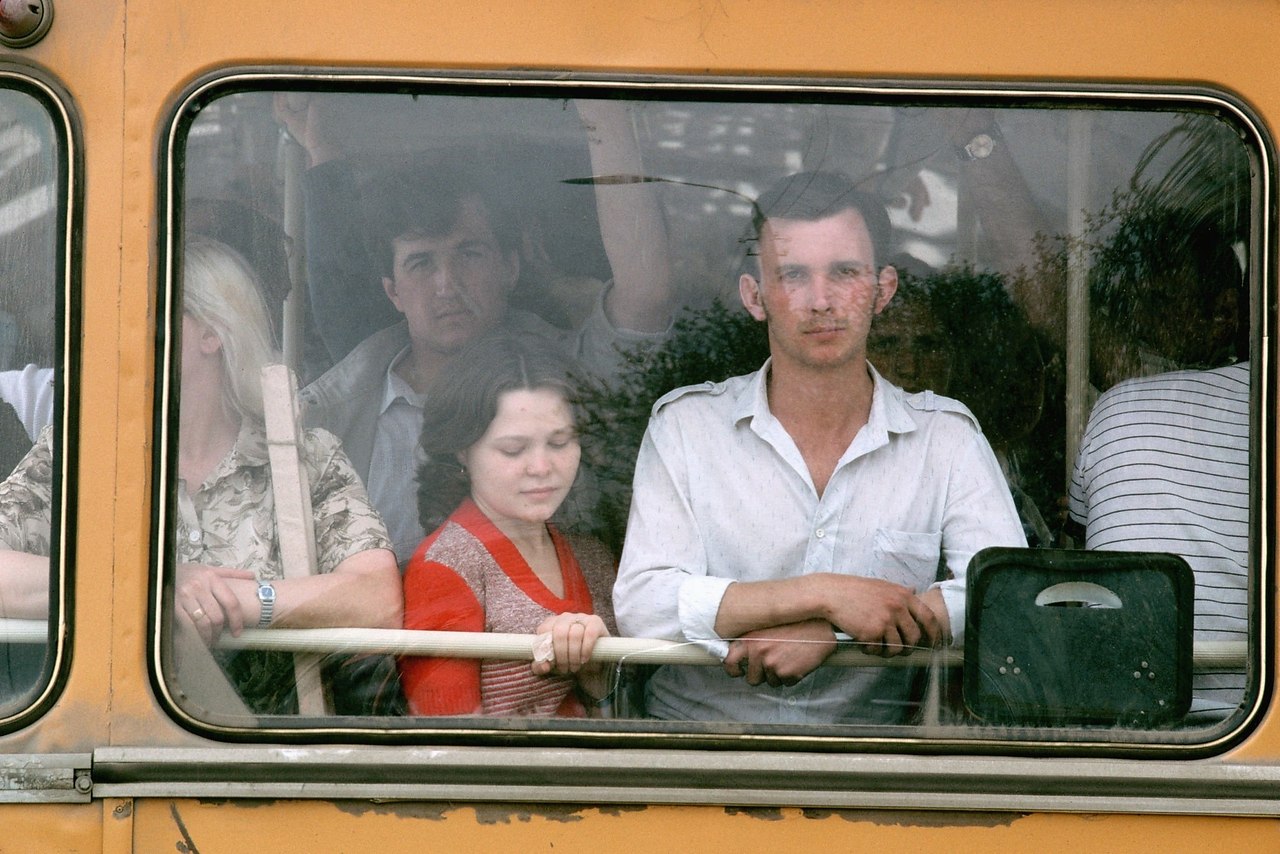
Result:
[614, 171, 1025, 724]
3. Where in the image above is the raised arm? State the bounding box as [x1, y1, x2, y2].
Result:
[273, 93, 400, 360]
[574, 99, 675, 334]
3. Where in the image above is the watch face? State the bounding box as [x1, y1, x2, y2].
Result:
[966, 133, 995, 159]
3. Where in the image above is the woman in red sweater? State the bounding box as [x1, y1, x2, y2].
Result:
[399, 334, 616, 717]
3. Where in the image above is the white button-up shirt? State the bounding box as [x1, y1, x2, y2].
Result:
[614, 361, 1025, 724]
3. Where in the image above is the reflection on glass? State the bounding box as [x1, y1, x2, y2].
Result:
[170, 84, 1256, 739]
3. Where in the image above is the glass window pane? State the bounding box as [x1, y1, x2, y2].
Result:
[0, 79, 71, 723]
[161, 79, 1262, 745]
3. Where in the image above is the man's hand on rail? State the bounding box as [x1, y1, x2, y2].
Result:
[819, 575, 943, 657]
[272, 92, 346, 169]
[723, 619, 837, 687]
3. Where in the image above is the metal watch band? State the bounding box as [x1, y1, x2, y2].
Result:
[256, 581, 276, 629]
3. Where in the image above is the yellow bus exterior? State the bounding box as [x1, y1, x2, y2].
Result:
[0, 1, 1277, 850]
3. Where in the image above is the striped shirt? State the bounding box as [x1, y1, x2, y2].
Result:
[1069, 362, 1250, 722]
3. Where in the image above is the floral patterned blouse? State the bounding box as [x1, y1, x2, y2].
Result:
[0, 421, 396, 716]
[174, 422, 390, 579]
[0, 424, 55, 557]
[0, 423, 391, 572]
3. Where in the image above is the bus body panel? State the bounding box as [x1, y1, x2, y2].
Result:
[0, 0, 1275, 847]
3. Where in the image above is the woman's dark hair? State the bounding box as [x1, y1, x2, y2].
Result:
[416, 333, 583, 532]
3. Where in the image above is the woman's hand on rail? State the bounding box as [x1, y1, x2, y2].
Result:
[177, 563, 256, 646]
[531, 612, 608, 677]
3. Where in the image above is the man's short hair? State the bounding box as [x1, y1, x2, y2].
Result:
[362, 158, 521, 279]
[746, 170, 892, 269]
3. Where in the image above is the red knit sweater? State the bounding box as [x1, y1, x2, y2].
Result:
[399, 499, 617, 716]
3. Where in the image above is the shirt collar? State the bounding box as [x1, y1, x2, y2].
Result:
[187, 420, 268, 495]
[866, 362, 919, 436]
[732, 357, 773, 426]
[381, 345, 424, 414]
[734, 358, 917, 438]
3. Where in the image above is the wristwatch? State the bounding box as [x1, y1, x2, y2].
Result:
[955, 128, 1000, 162]
[257, 581, 276, 629]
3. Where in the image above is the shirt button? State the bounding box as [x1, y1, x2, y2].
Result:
[188, 529, 202, 544]
[815, 528, 825, 539]
[787, 697, 797, 706]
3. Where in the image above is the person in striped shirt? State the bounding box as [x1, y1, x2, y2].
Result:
[1069, 212, 1250, 724]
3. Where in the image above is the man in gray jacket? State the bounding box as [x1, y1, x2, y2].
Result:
[299, 100, 673, 565]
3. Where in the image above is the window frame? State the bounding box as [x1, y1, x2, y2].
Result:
[151, 67, 1275, 758]
[0, 62, 83, 734]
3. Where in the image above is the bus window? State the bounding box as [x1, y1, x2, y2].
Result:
[0, 74, 74, 727]
[157, 75, 1265, 748]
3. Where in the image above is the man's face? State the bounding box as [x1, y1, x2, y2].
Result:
[739, 208, 897, 373]
[382, 197, 519, 357]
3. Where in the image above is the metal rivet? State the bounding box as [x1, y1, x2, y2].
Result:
[0, 0, 53, 49]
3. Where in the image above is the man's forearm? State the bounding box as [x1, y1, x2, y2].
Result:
[712, 574, 830, 640]
[717, 573, 944, 653]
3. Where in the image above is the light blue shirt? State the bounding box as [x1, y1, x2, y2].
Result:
[367, 347, 427, 567]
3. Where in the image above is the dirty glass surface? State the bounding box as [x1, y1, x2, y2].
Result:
[163, 79, 1262, 744]
[0, 81, 67, 721]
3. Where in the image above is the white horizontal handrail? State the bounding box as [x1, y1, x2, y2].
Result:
[0, 620, 1248, 671]
[216, 628, 949, 667]
[209, 626, 1247, 671]
[0, 619, 46, 644]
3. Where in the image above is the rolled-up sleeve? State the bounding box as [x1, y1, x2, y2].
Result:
[572, 283, 670, 385]
[933, 426, 1028, 645]
[614, 412, 733, 659]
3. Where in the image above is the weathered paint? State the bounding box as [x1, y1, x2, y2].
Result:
[121, 799, 1280, 852]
